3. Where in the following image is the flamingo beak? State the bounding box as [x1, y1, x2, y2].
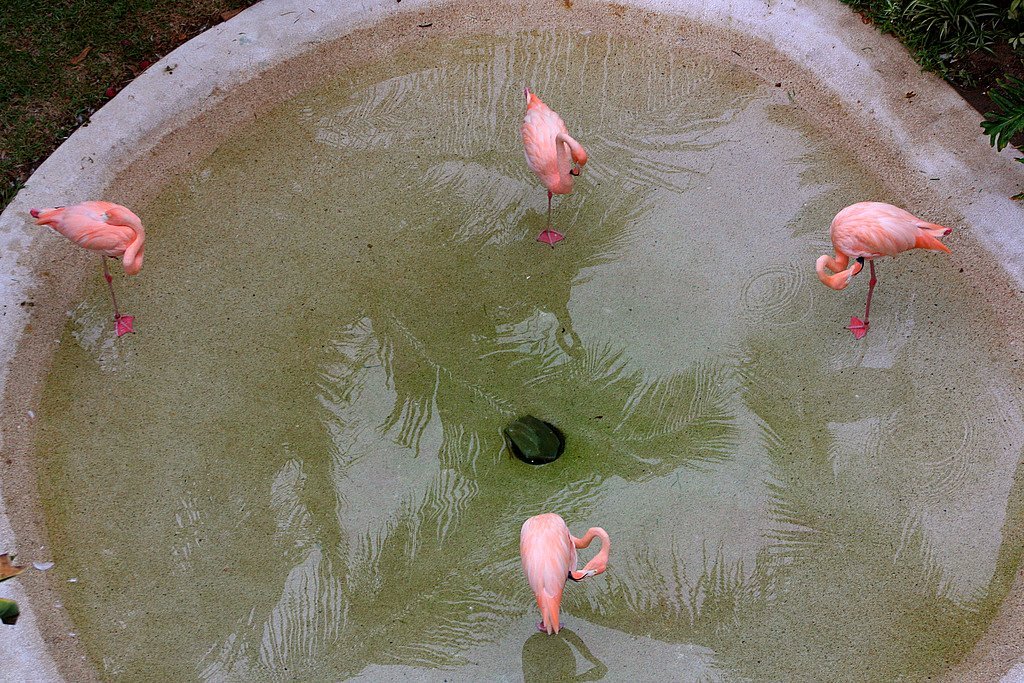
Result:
[569, 167, 580, 177]
[567, 569, 596, 582]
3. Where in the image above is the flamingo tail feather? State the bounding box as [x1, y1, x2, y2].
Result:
[914, 232, 952, 253]
[539, 593, 560, 634]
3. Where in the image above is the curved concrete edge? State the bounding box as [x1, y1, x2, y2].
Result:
[0, 0, 1022, 679]
[0, 1, 402, 675]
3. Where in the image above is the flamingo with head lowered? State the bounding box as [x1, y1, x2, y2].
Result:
[816, 201, 951, 339]
[521, 88, 588, 247]
[31, 201, 146, 337]
[520, 513, 610, 635]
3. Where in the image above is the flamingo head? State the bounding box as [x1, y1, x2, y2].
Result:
[815, 254, 862, 290]
[122, 246, 144, 275]
[568, 146, 587, 177]
[570, 147, 588, 170]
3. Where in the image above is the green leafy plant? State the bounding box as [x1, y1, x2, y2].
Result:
[0, 554, 25, 627]
[982, 76, 1024, 152]
[981, 76, 1024, 199]
[0, 599, 18, 626]
[904, 0, 1001, 56]
[840, 0, 1004, 82]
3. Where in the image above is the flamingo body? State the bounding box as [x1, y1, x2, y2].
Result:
[521, 89, 587, 246]
[520, 513, 609, 635]
[31, 201, 146, 274]
[816, 202, 951, 338]
[30, 201, 146, 336]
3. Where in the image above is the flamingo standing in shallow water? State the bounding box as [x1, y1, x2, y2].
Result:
[520, 513, 610, 634]
[521, 88, 588, 247]
[816, 201, 951, 339]
[31, 201, 145, 337]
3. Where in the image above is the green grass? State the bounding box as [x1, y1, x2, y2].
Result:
[0, 0, 256, 210]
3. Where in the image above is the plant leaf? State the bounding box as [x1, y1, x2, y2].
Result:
[0, 554, 26, 582]
[69, 46, 92, 65]
[982, 77, 1024, 151]
[0, 599, 18, 625]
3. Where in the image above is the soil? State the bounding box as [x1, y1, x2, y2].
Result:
[952, 42, 1024, 126]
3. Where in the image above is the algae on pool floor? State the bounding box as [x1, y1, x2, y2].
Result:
[34, 30, 1024, 681]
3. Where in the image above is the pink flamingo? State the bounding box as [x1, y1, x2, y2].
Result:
[520, 513, 610, 634]
[816, 201, 951, 339]
[30, 201, 146, 337]
[521, 88, 588, 247]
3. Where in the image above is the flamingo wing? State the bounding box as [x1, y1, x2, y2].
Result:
[59, 219, 134, 255]
[521, 514, 575, 593]
[522, 105, 568, 184]
[832, 202, 927, 258]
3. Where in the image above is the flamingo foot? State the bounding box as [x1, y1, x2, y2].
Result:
[847, 316, 868, 340]
[114, 314, 135, 337]
[537, 230, 564, 247]
[536, 620, 548, 633]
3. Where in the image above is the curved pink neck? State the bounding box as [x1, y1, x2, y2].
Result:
[108, 207, 146, 275]
[556, 132, 586, 165]
[816, 253, 861, 290]
[573, 527, 610, 576]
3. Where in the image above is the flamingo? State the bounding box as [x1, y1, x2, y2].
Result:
[816, 202, 951, 339]
[521, 88, 588, 247]
[30, 201, 145, 337]
[520, 513, 610, 634]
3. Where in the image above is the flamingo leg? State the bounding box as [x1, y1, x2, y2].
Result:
[847, 259, 876, 340]
[537, 190, 565, 248]
[102, 257, 135, 337]
[102, 257, 120, 317]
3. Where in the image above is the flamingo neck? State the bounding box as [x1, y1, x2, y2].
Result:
[816, 253, 862, 290]
[553, 138, 574, 193]
[109, 208, 146, 275]
[576, 527, 610, 576]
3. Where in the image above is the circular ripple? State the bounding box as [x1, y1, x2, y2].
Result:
[740, 262, 813, 326]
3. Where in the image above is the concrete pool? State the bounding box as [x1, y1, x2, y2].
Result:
[2, 0, 1024, 680]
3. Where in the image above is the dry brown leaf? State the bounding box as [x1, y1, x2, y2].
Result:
[0, 554, 26, 582]
[69, 46, 92, 65]
[220, 8, 244, 21]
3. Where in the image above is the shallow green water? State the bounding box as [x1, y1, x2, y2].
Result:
[35, 31, 1024, 681]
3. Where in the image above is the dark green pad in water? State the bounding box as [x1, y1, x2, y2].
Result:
[503, 416, 565, 465]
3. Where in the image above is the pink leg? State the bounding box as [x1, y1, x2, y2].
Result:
[102, 257, 135, 337]
[102, 257, 120, 317]
[537, 190, 565, 247]
[847, 260, 876, 340]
